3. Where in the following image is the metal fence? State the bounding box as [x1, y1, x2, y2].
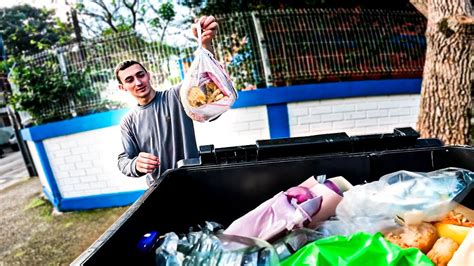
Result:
[19, 8, 426, 123]
[254, 9, 426, 84]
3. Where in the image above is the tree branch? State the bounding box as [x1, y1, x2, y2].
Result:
[122, 0, 139, 30]
[90, 0, 118, 32]
[160, 20, 171, 43]
[409, 0, 428, 18]
[79, 20, 101, 36]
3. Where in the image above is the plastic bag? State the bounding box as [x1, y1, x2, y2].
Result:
[180, 23, 238, 122]
[154, 222, 278, 266]
[281, 232, 433, 266]
[319, 168, 473, 237]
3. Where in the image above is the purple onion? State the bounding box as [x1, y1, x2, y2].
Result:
[285, 186, 314, 204]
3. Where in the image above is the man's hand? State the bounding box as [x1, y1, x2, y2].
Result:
[192, 15, 218, 54]
[135, 152, 160, 174]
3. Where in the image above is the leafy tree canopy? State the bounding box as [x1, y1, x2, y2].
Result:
[0, 4, 74, 56]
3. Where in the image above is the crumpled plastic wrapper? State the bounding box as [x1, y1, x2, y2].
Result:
[154, 222, 278, 266]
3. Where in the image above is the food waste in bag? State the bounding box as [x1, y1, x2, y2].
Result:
[180, 23, 237, 122]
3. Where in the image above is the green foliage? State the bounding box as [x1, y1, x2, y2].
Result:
[148, 2, 176, 42]
[8, 57, 124, 125]
[159, 2, 176, 21]
[24, 197, 48, 211]
[0, 5, 74, 56]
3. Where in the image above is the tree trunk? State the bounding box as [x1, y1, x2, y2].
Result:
[414, 0, 473, 145]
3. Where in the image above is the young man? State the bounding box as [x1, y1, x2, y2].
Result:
[116, 16, 218, 185]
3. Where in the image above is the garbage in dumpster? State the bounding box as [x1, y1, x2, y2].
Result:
[180, 23, 237, 122]
[280, 232, 433, 266]
[271, 228, 323, 261]
[146, 168, 474, 266]
[447, 228, 474, 266]
[384, 222, 439, 253]
[434, 205, 474, 245]
[137, 231, 160, 254]
[72, 140, 474, 265]
[223, 176, 352, 241]
[318, 168, 474, 237]
[427, 237, 459, 266]
[154, 222, 278, 266]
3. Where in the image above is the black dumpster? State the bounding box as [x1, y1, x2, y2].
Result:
[72, 128, 473, 265]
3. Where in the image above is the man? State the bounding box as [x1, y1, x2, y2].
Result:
[116, 16, 218, 185]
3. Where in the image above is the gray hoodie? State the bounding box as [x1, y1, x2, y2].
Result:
[117, 86, 198, 184]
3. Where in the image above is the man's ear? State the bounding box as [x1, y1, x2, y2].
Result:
[118, 83, 126, 91]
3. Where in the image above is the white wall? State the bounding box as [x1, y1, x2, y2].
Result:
[30, 94, 421, 200]
[42, 127, 147, 198]
[288, 94, 420, 137]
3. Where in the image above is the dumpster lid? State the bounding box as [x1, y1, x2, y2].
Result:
[178, 127, 443, 167]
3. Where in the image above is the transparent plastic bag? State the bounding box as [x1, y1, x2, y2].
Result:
[180, 23, 238, 122]
[318, 167, 473, 236]
[154, 222, 278, 266]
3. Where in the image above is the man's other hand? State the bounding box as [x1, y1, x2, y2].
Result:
[136, 152, 160, 174]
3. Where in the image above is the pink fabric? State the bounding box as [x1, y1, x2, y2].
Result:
[224, 192, 322, 241]
[223, 176, 344, 240]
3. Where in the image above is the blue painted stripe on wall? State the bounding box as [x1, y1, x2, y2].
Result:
[267, 104, 290, 138]
[21, 109, 129, 141]
[58, 190, 146, 211]
[233, 78, 422, 108]
[20, 79, 421, 141]
[34, 141, 62, 208]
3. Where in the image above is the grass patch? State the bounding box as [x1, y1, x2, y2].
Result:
[24, 197, 48, 210]
[14, 250, 26, 258]
[24, 195, 54, 221]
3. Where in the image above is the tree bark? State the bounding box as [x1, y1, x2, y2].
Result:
[414, 0, 473, 144]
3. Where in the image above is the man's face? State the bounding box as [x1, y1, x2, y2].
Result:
[118, 64, 152, 99]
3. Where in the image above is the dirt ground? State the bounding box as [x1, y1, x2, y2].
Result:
[0, 177, 128, 265]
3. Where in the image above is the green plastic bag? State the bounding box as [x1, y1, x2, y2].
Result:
[281, 232, 433, 266]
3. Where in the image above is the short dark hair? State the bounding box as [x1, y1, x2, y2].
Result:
[114, 60, 148, 84]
